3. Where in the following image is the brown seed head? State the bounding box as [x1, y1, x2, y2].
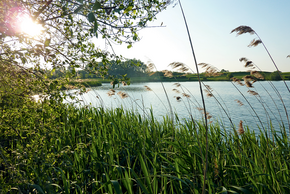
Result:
[248, 39, 262, 47]
[144, 86, 152, 91]
[231, 26, 255, 36]
[247, 90, 258, 96]
[182, 93, 190, 98]
[251, 71, 264, 80]
[173, 83, 181, 87]
[117, 91, 129, 99]
[238, 120, 245, 135]
[162, 70, 173, 78]
[173, 89, 180, 93]
[235, 99, 244, 106]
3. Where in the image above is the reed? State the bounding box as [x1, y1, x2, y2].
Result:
[1, 104, 289, 193]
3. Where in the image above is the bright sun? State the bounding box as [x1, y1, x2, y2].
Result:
[19, 15, 43, 37]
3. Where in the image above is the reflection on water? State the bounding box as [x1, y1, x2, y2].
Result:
[69, 81, 290, 133]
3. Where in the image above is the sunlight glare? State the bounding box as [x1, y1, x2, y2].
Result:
[20, 16, 43, 37]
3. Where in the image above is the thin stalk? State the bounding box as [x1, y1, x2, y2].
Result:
[178, 1, 208, 193]
[255, 33, 290, 93]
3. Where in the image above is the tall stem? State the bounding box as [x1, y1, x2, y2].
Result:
[178, 1, 208, 193]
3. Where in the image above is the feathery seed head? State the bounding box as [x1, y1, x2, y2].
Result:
[182, 93, 190, 98]
[231, 26, 255, 36]
[173, 88, 180, 93]
[238, 120, 245, 135]
[173, 83, 181, 87]
[235, 99, 244, 106]
[248, 39, 262, 47]
[248, 90, 258, 96]
[117, 91, 129, 99]
[144, 86, 152, 91]
[251, 71, 264, 80]
[245, 81, 253, 88]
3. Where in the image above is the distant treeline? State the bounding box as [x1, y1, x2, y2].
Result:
[47, 59, 290, 82]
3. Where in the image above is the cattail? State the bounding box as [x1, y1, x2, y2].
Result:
[235, 99, 244, 106]
[231, 26, 255, 36]
[144, 86, 152, 91]
[248, 39, 262, 47]
[247, 90, 258, 96]
[238, 120, 244, 135]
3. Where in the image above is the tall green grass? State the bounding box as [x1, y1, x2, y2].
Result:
[1, 104, 289, 193]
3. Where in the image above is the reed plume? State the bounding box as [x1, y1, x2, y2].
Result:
[168, 62, 189, 73]
[172, 88, 180, 93]
[182, 93, 190, 98]
[235, 99, 244, 106]
[117, 91, 128, 99]
[231, 77, 244, 86]
[107, 89, 116, 97]
[231, 26, 255, 35]
[162, 70, 173, 78]
[251, 71, 264, 80]
[198, 63, 221, 77]
[173, 83, 181, 87]
[122, 81, 127, 86]
[238, 120, 245, 135]
[232, 25, 290, 93]
[144, 86, 152, 91]
[174, 96, 181, 102]
[247, 90, 259, 96]
[248, 39, 262, 47]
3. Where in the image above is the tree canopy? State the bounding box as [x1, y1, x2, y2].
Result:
[1, 0, 174, 98]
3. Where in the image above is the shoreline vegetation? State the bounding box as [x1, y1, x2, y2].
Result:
[66, 71, 290, 88]
[2, 104, 290, 193]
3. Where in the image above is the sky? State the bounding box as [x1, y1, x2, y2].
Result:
[95, 0, 290, 73]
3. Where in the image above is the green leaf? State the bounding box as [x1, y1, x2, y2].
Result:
[111, 180, 122, 194]
[93, 1, 101, 10]
[74, 4, 84, 13]
[87, 12, 95, 22]
[44, 38, 50, 47]
[94, 21, 98, 33]
[124, 6, 133, 14]
[127, 45, 132, 49]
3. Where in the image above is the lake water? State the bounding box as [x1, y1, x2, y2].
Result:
[68, 81, 290, 133]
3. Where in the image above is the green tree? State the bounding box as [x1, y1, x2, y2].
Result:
[227, 72, 233, 80]
[270, 71, 282, 80]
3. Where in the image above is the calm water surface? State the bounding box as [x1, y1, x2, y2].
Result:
[69, 81, 290, 133]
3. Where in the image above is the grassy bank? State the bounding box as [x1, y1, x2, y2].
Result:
[1, 104, 289, 193]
